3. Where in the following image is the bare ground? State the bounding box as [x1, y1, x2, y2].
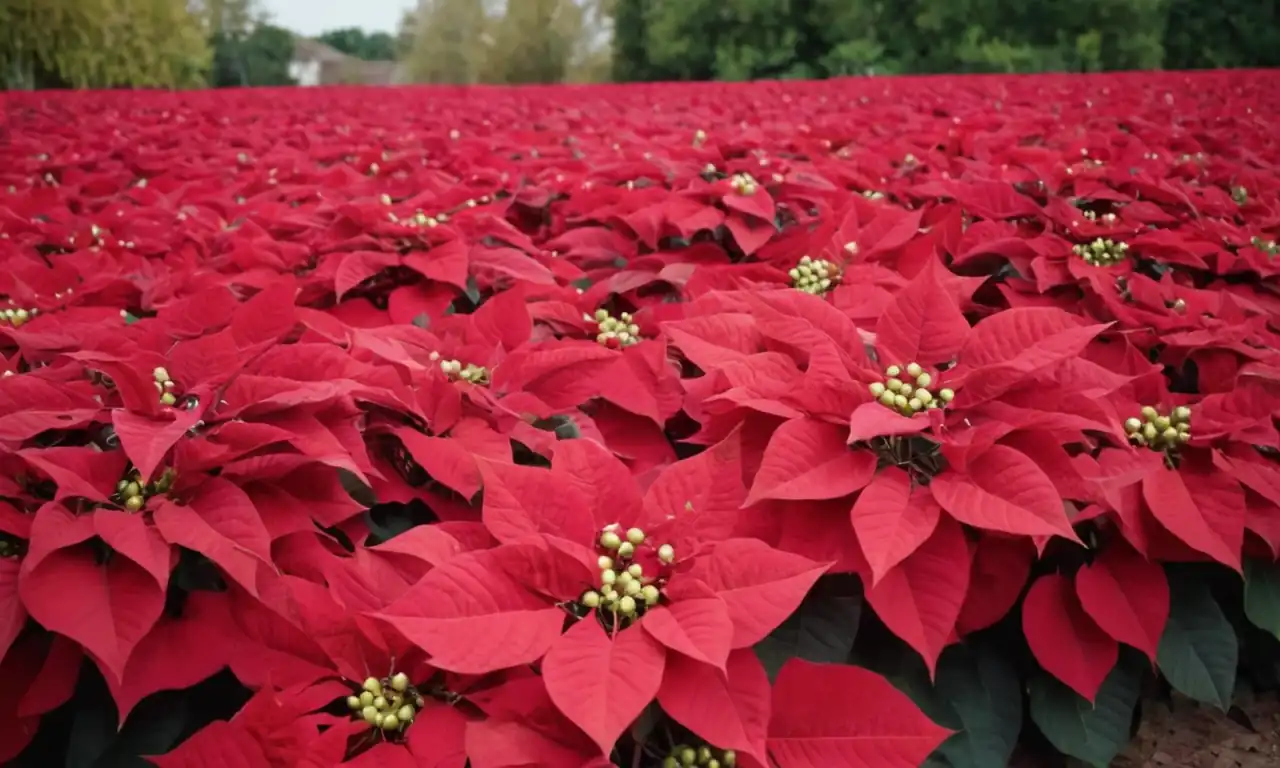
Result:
[1112, 690, 1280, 768]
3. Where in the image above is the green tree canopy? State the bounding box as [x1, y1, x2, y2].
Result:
[611, 0, 1280, 81]
[316, 28, 398, 61]
[403, 0, 492, 84]
[2, 0, 210, 89]
[486, 0, 584, 84]
[209, 23, 296, 87]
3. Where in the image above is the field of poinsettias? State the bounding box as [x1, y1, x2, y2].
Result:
[1, 69, 1280, 767]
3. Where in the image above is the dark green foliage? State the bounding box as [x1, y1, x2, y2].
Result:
[611, 0, 1279, 81]
[14, 663, 250, 766]
[610, 0, 652, 81]
[210, 23, 296, 87]
[316, 27, 398, 61]
[1162, 0, 1280, 69]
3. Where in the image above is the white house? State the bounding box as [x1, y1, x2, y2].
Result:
[288, 37, 403, 86]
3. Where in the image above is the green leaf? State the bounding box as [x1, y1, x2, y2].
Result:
[107, 693, 190, 764]
[1029, 650, 1141, 768]
[1157, 570, 1237, 709]
[362, 502, 424, 545]
[1244, 557, 1280, 637]
[754, 592, 860, 681]
[338, 468, 377, 508]
[411, 312, 430, 329]
[884, 649, 960, 732]
[933, 645, 1022, 768]
[463, 275, 482, 305]
[553, 418, 582, 440]
[66, 663, 117, 768]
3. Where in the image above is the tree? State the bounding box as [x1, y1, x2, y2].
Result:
[608, 0, 1275, 80]
[1162, 0, 1280, 69]
[485, 0, 583, 84]
[403, 0, 491, 84]
[198, 0, 295, 87]
[611, 0, 652, 80]
[209, 23, 296, 87]
[395, 10, 418, 58]
[566, 0, 613, 82]
[317, 28, 398, 61]
[1, 0, 210, 89]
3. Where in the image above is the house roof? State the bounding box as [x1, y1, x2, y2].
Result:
[289, 35, 404, 85]
[291, 37, 349, 64]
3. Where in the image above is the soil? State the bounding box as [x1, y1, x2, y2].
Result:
[1112, 690, 1280, 768]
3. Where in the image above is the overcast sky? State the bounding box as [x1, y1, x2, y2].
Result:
[262, 0, 415, 36]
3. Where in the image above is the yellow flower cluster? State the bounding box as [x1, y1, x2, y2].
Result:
[870, 362, 952, 416]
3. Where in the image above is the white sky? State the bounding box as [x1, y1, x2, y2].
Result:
[261, 0, 415, 36]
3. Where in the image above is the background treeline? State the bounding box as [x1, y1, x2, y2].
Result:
[0, 0, 295, 89]
[2, 0, 1276, 90]
[613, 0, 1280, 80]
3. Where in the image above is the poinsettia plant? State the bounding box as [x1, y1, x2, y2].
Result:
[1, 70, 1279, 768]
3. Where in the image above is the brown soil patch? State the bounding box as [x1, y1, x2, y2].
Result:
[1113, 690, 1280, 768]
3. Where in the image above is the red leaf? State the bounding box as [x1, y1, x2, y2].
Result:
[724, 211, 776, 255]
[658, 649, 770, 766]
[950, 180, 1043, 220]
[846, 402, 928, 444]
[542, 619, 666, 756]
[552, 438, 644, 530]
[1022, 573, 1118, 702]
[16, 634, 80, 718]
[956, 535, 1035, 635]
[465, 718, 600, 768]
[0, 635, 45, 761]
[465, 676, 604, 768]
[479, 460, 595, 545]
[407, 702, 469, 768]
[874, 260, 970, 367]
[492, 537, 597, 603]
[376, 549, 566, 674]
[1075, 543, 1169, 663]
[959, 307, 1094, 369]
[641, 582, 733, 672]
[230, 277, 298, 351]
[1141, 459, 1244, 571]
[19, 543, 164, 684]
[18, 447, 126, 505]
[404, 238, 470, 290]
[370, 523, 492, 568]
[112, 407, 202, 484]
[153, 479, 272, 596]
[471, 245, 558, 285]
[689, 539, 829, 648]
[642, 432, 747, 550]
[396, 427, 484, 498]
[851, 467, 942, 585]
[150, 720, 270, 768]
[598, 339, 684, 426]
[865, 515, 969, 675]
[957, 317, 1109, 404]
[930, 445, 1078, 540]
[0, 559, 26, 663]
[746, 418, 877, 505]
[663, 313, 764, 370]
[105, 591, 230, 723]
[858, 207, 927, 259]
[335, 251, 399, 300]
[723, 187, 776, 221]
[768, 659, 952, 767]
[92, 510, 171, 588]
